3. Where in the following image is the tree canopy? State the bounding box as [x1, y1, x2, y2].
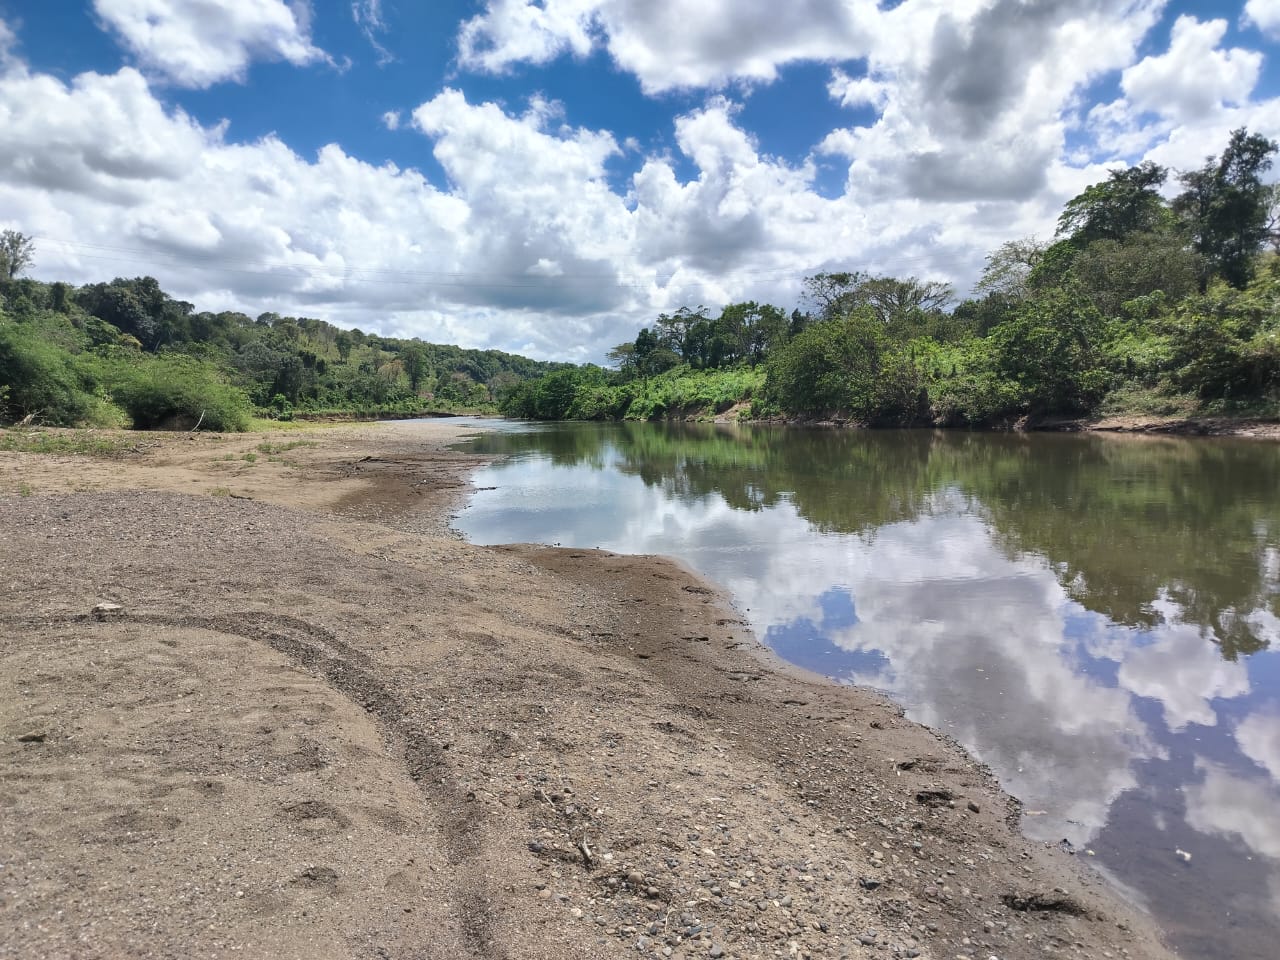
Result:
[1173, 128, 1279, 289]
[0, 231, 35, 283]
[506, 129, 1280, 428]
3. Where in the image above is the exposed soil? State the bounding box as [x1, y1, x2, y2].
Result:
[0, 422, 1177, 960]
[1024, 413, 1280, 438]
[748, 411, 1280, 439]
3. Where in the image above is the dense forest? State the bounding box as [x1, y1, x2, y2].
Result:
[504, 128, 1280, 426]
[0, 251, 566, 431]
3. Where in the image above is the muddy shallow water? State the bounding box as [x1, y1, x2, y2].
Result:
[452, 421, 1280, 960]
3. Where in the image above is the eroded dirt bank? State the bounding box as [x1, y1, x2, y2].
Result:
[0, 422, 1175, 960]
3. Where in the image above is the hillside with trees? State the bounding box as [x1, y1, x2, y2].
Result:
[503, 129, 1280, 427]
[0, 257, 566, 431]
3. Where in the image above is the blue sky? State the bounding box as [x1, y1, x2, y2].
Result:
[1, 1, 1279, 361]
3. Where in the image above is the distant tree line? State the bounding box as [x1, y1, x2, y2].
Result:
[1, 265, 566, 430]
[505, 128, 1280, 425]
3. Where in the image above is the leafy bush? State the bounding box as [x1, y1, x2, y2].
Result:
[0, 321, 97, 424]
[928, 370, 1023, 425]
[567, 382, 632, 420]
[988, 289, 1111, 414]
[623, 366, 763, 420]
[1162, 274, 1280, 402]
[763, 312, 897, 419]
[106, 356, 251, 431]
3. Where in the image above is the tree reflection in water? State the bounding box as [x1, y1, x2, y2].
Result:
[456, 422, 1280, 960]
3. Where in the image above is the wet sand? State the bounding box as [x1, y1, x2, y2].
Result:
[0, 421, 1177, 960]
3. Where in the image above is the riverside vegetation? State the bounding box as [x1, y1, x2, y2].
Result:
[0, 257, 566, 431]
[503, 129, 1280, 427]
[4, 129, 1279, 434]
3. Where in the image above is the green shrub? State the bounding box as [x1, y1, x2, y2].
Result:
[763, 312, 893, 419]
[620, 365, 763, 420]
[0, 322, 96, 425]
[928, 370, 1023, 425]
[566, 383, 631, 420]
[988, 289, 1111, 414]
[1162, 275, 1280, 402]
[108, 356, 251, 431]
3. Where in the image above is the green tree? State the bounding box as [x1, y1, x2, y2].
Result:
[0, 231, 35, 282]
[654, 306, 706, 359]
[859, 277, 954, 330]
[633, 327, 680, 379]
[234, 336, 304, 405]
[1174, 128, 1279, 289]
[800, 273, 952, 336]
[1057, 161, 1170, 245]
[976, 238, 1046, 300]
[801, 271, 871, 321]
[682, 315, 734, 370]
[1073, 232, 1200, 317]
[606, 340, 639, 380]
[486, 370, 521, 402]
[952, 294, 1018, 338]
[718, 301, 788, 365]
[989, 289, 1110, 414]
[400, 341, 429, 393]
[75, 277, 193, 350]
[530, 368, 588, 419]
[334, 330, 354, 361]
[1162, 268, 1280, 401]
[763, 311, 891, 417]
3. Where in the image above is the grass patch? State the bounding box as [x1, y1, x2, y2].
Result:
[0, 428, 137, 458]
[1098, 384, 1280, 421]
[1097, 385, 1201, 418]
[256, 439, 317, 456]
[1196, 396, 1280, 419]
[209, 486, 232, 497]
[249, 417, 331, 433]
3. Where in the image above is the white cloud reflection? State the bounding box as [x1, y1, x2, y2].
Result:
[459, 443, 1275, 853]
[1237, 710, 1280, 785]
[455, 429, 1280, 949]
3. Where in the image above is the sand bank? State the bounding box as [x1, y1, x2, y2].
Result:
[0, 421, 1174, 960]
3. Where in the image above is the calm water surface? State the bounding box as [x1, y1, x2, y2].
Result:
[449, 422, 1280, 960]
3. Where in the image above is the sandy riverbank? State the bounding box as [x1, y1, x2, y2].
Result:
[0, 421, 1176, 960]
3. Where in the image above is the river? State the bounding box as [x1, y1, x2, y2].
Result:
[449, 420, 1280, 960]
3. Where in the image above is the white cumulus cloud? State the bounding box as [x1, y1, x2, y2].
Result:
[4, 3, 1280, 361]
[458, 0, 882, 92]
[92, 0, 327, 87]
[1121, 16, 1261, 122]
[1245, 0, 1280, 38]
[1088, 14, 1277, 162]
[1186, 759, 1280, 859]
[458, 0, 598, 74]
[1116, 609, 1251, 732]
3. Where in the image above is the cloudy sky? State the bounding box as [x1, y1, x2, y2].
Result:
[1, 1, 1279, 361]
